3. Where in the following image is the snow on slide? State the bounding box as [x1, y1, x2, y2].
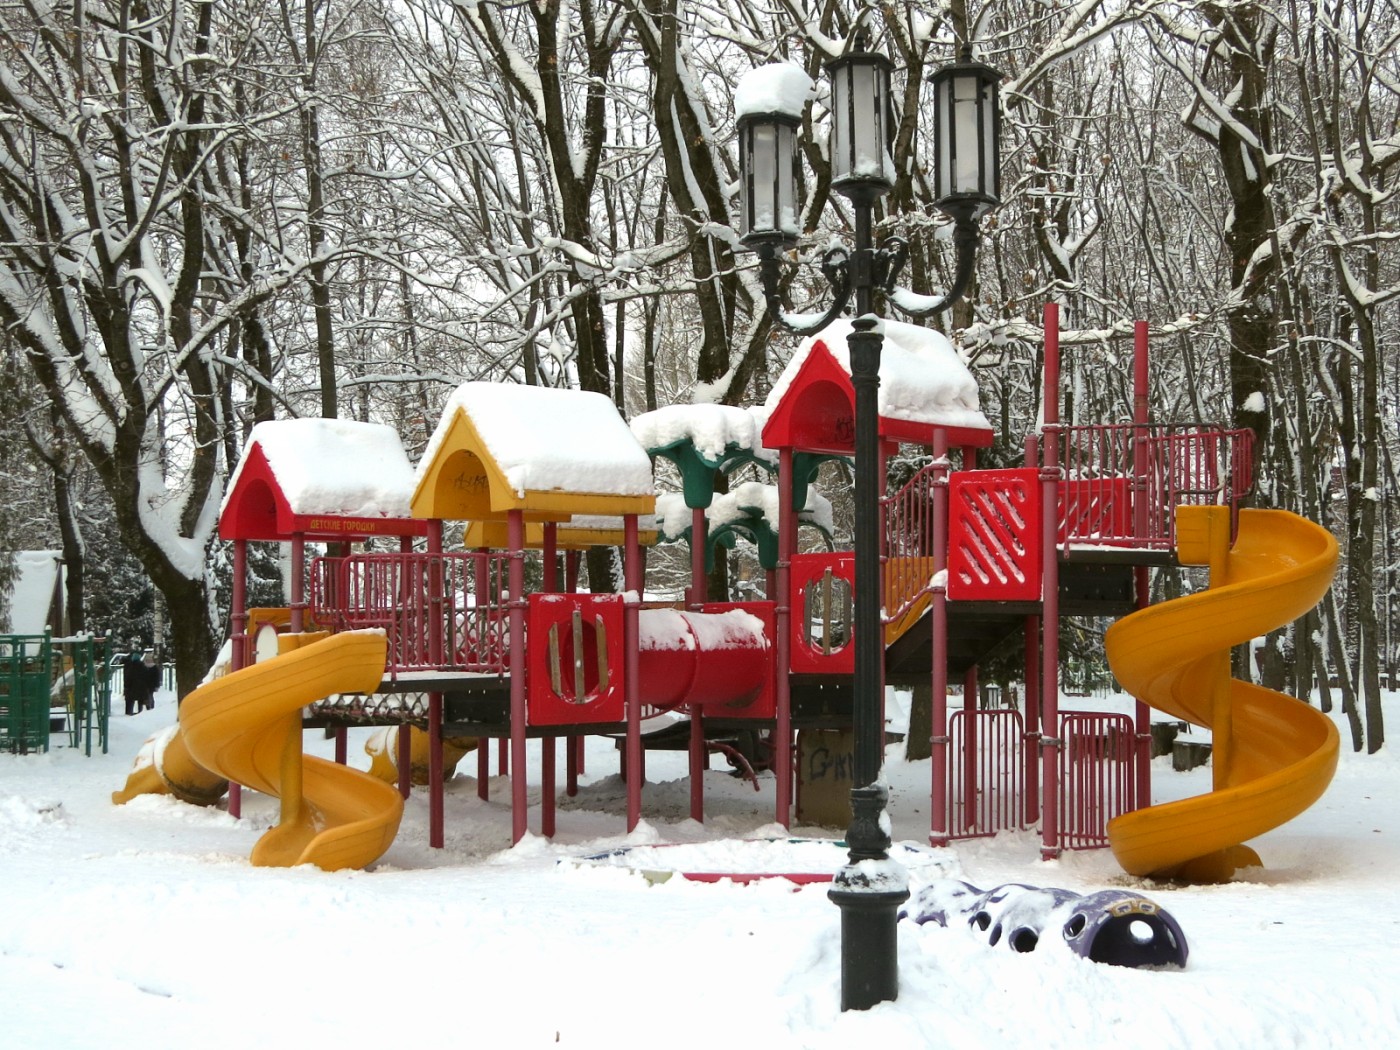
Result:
[1105, 507, 1339, 882]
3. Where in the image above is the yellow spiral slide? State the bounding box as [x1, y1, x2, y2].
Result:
[1105, 506, 1339, 882]
[115, 630, 403, 871]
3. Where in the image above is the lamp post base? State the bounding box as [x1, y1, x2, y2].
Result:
[829, 783, 909, 1011]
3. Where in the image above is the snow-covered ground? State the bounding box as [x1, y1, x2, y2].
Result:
[2, 687, 1396, 1049]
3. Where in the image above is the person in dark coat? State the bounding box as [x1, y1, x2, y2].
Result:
[140, 650, 161, 711]
[122, 643, 148, 716]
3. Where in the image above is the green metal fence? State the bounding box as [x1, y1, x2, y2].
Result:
[0, 635, 53, 754]
[0, 633, 111, 756]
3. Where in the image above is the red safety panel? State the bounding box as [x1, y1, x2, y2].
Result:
[789, 552, 856, 673]
[527, 594, 625, 726]
[948, 469, 1042, 602]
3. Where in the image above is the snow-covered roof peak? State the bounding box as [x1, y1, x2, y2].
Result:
[765, 317, 991, 434]
[224, 418, 416, 519]
[419, 382, 655, 500]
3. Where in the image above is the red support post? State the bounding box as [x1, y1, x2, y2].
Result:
[543, 522, 558, 592]
[1023, 615, 1041, 825]
[508, 510, 528, 844]
[428, 520, 445, 848]
[774, 448, 795, 827]
[690, 506, 706, 608]
[1132, 319, 1152, 812]
[428, 693, 444, 848]
[624, 514, 643, 832]
[542, 736, 556, 838]
[1040, 302, 1063, 860]
[1022, 434, 1041, 828]
[962, 664, 979, 831]
[929, 431, 951, 847]
[396, 723, 412, 800]
[229, 538, 247, 819]
[687, 506, 706, 823]
[290, 534, 306, 633]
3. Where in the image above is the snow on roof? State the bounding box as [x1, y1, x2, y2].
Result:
[655, 484, 831, 539]
[765, 317, 991, 433]
[420, 382, 654, 499]
[223, 418, 416, 519]
[4, 551, 60, 634]
[735, 63, 814, 120]
[630, 403, 777, 465]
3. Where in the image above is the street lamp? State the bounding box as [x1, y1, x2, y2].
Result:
[736, 38, 1001, 1011]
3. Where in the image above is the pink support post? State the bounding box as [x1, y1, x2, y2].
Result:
[1040, 303, 1063, 861]
[774, 448, 796, 827]
[928, 432, 950, 847]
[397, 723, 412, 800]
[472, 548, 505, 786]
[689, 709, 706, 823]
[231, 539, 249, 670]
[289, 534, 306, 633]
[543, 523, 558, 591]
[229, 539, 248, 820]
[568, 553, 585, 783]
[508, 510, 528, 844]
[542, 736, 556, 838]
[541, 524, 559, 838]
[690, 506, 706, 609]
[624, 514, 643, 831]
[878, 440, 890, 734]
[1132, 319, 1152, 811]
[334, 728, 347, 766]
[962, 664, 979, 831]
[429, 693, 444, 848]
[478, 739, 489, 801]
[1022, 433, 1042, 827]
[1023, 616, 1041, 825]
[687, 506, 706, 822]
[566, 734, 579, 797]
[428, 521, 446, 847]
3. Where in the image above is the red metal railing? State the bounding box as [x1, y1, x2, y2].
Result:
[1057, 711, 1136, 849]
[310, 552, 513, 674]
[1056, 423, 1254, 548]
[945, 709, 1027, 839]
[882, 461, 941, 625]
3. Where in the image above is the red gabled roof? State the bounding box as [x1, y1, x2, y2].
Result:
[220, 443, 427, 542]
[761, 339, 994, 454]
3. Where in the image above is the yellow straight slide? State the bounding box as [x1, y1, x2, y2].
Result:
[1105, 507, 1339, 882]
[181, 630, 404, 871]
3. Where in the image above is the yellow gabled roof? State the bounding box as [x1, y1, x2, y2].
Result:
[411, 384, 656, 522]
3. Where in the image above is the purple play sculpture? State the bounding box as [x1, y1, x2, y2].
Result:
[901, 880, 1188, 969]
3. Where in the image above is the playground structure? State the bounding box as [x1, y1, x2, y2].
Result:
[115, 304, 1339, 878]
[1, 631, 111, 756]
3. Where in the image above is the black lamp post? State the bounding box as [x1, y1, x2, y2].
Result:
[737, 39, 1001, 1011]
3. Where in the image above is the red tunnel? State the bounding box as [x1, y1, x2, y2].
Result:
[636, 604, 773, 715]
